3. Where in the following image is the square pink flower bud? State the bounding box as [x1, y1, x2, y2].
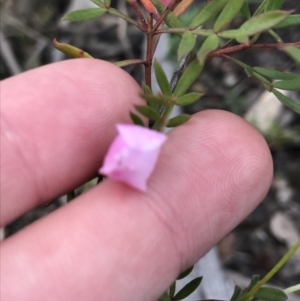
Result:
[99, 124, 167, 192]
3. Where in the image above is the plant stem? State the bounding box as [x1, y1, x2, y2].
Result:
[284, 283, 300, 294]
[145, 15, 154, 88]
[152, 101, 174, 131]
[152, 0, 179, 32]
[129, 0, 147, 31]
[239, 241, 300, 301]
[208, 41, 300, 59]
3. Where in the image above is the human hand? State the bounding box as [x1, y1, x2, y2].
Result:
[1, 59, 273, 301]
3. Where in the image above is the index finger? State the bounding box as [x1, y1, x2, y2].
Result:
[0, 59, 143, 226]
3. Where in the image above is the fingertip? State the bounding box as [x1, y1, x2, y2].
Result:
[1, 59, 144, 225]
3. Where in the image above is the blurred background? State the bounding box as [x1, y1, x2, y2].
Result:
[1, 0, 300, 299]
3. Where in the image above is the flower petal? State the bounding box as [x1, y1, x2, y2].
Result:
[99, 124, 167, 192]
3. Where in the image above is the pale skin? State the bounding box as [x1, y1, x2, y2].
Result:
[1, 59, 273, 301]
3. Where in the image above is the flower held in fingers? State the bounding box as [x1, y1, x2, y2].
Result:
[99, 124, 167, 192]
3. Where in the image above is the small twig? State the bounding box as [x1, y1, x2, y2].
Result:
[208, 41, 300, 58]
[145, 15, 154, 88]
[129, 0, 147, 31]
[170, 53, 192, 92]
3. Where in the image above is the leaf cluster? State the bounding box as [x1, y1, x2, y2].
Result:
[57, 0, 300, 130]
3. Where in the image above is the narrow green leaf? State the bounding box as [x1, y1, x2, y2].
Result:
[275, 15, 300, 28]
[214, 0, 244, 32]
[252, 67, 300, 80]
[239, 241, 300, 301]
[177, 266, 194, 280]
[272, 89, 300, 114]
[248, 275, 261, 291]
[218, 29, 240, 39]
[114, 59, 145, 68]
[253, 0, 268, 17]
[192, 29, 214, 36]
[235, 35, 249, 44]
[197, 34, 219, 64]
[135, 105, 160, 120]
[238, 10, 290, 35]
[254, 287, 288, 301]
[173, 277, 202, 300]
[141, 94, 174, 106]
[169, 282, 176, 298]
[178, 31, 196, 61]
[130, 112, 145, 126]
[102, 0, 111, 6]
[159, 293, 171, 301]
[174, 59, 204, 97]
[240, 1, 251, 20]
[219, 11, 290, 38]
[268, 29, 283, 43]
[142, 86, 156, 110]
[264, 0, 285, 11]
[90, 0, 105, 7]
[253, 72, 272, 91]
[230, 285, 242, 301]
[53, 39, 93, 58]
[167, 114, 191, 128]
[177, 92, 203, 106]
[283, 46, 300, 64]
[189, 0, 229, 29]
[223, 55, 253, 76]
[154, 60, 172, 96]
[152, 0, 183, 31]
[143, 84, 153, 95]
[62, 8, 107, 22]
[273, 79, 300, 91]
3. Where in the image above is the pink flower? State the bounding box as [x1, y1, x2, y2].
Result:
[99, 124, 167, 192]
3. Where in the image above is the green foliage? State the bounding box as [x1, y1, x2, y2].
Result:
[152, 0, 184, 30]
[154, 60, 172, 96]
[169, 282, 176, 299]
[213, 0, 245, 32]
[53, 39, 93, 58]
[178, 31, 196, 61]
[254, 287, 288, 301]
[189, 0, 228, 29]
[230, 285, 242, 301]
[135, 105, 160, 120]
[275, 14, 300, 28]
[173, 277, 202, 300]
[273, 79, 300, 90]
[177, 92, 203, 106]
[167, 114, 191, 127]
[130, 112, 145, 126]
[141, 94, 174, 106]
[219, 11, 290, 39]
[264, 0, 285, 11]
[174, 59, 204, 97]
[177, 266, 194, 280]
[283, 46, 300, 64]
[59, 2, 300, 300]
[62, 8, 107, 21]
[253, 67, 300, 80]
[272, 90, 300, 114]
[197, 34, 219, 64]
[240, 1, 251, 19]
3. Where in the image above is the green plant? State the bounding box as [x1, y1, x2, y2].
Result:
[54, 0, 300, 300]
